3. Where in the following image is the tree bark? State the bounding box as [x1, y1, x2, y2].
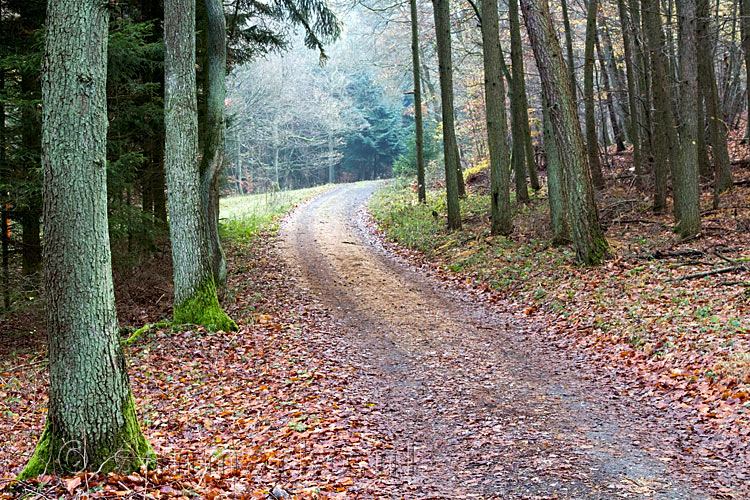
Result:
[675, 0, 702, 237]
[20, 0, 153, 478]
[595, 32, 625, 151]
[481, 0, 512, 234]
[199, 0, 228, 289]
[509, 0, 529, 202]
[542, 93, 570, 244]
[643, 0, 679, 213]
[584, 0, 604, 188]
[520, 0, 610, 265]
[432, 0, 461, 229]
[561, 0, 577, 104]
[165, 0, 237, 330]
[617, 0, 645, 186]
[742, 0, 750, 140]
[696, 0, 733, 202]
[410, 0, 426, 203]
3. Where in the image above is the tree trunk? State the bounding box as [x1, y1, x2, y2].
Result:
[19, 74, 42, 275]
[432, 0, 461, 229]
[696, 0, 733, 202]
[595, 32, 626, 151]
[561, 0, 577, 104]
[199, 0, 228, 289]
[481, 0, 512, 235]
[20, 0, 153, 478]
[509, 0, 529, 202]
[617, 0, 644, 186]
[584, 0, 604, 188]
[520, 0, 610, 265]
[742, 0, 750, 140]
[410, 0, 426, 203]
[165, 0, 237, 330]
[675, 0, 702, 237]
[542, 94, 570, 244]
[643, 0, 679, 213]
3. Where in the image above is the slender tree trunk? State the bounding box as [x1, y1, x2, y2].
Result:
[481, 0, 512, 235]
[19, 74, 42, 275]
[21, 0, 153, 478]
[521, 0, 610, 264]
[199, 0, 228, 289]
[595, 32, 626, 151]
[410, 0, 426, 203]
[432, 0, 461, 229]
[328, 132, 336, 184]
[509, 0, 529, 202]
[617, 0, 645, 186]
[695, 89, 712, 178]
[543, 94, 570, 244]
[165, 0, 237, 330]
[742, 0, 750, 140]
[520, 78, 540, 190]
[696, 0, 733, 202]
[561, 0, 577, 104]
[676, 0, 702, 237]
[584, 0, 604, 188]
[643, 0, 679, 212]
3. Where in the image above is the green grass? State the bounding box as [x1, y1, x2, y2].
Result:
[220, 185, 333, 240]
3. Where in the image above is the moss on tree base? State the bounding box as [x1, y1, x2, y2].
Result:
[18, 393, 154, 479]
[173, 278, 238, 332]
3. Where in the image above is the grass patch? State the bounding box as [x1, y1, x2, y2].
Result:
[220, 185, 333, 241]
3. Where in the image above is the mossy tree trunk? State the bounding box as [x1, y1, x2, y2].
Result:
[199, 0, 228, 289]
[21, 0, 153, 478]
[584, 0, 604, 188]
[410, 0, 426, 203]
[481, 0, 512, 235]
[432, 0, 461, 229]
[675, 0, 702, 237]
[165, 0, 237, 331]
[521, 0, 610, 265]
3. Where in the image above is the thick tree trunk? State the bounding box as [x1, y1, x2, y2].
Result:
[521, 0, 610, 265]
[432, 0, 461, 229]
[696, 0, 733, 202]
[509, 0, 529, 202]
[165, 0, 237, 330]
[542, 94, 570, 244]
[675, 0, 702, 237]
[410, 0, 426, 203]
[21, 0, 153, 478]
[481, 0, 512, 235]
[199, 0, 228, 289]
[584, 0, 604, 188]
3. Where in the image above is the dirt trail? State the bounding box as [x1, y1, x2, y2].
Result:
[280, 183, 714, 500]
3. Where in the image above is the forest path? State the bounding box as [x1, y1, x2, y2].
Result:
[279, 183, 712, 500]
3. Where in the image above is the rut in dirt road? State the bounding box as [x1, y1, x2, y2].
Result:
[280, 183, 713, 500]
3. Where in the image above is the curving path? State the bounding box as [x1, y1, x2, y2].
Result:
[280, 183, 713, 500]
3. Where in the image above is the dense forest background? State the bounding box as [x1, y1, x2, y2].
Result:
[2, 0, 750, 327]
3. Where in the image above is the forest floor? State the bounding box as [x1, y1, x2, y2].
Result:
[1, 161, 748, 498]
